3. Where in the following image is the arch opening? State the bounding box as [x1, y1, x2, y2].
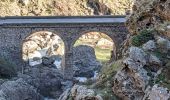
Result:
[74, 31, 115, 64]
[22, 31, 65, 69]
[73, 31, 116, 82]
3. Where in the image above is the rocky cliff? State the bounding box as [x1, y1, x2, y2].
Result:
[0, 0, 133, 16]
[112, 0, 170, 99]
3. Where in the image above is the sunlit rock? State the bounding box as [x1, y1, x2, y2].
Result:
[148, 85, 170, 100]
[142, 40, 156, 51]
[59, 85, 103, 100]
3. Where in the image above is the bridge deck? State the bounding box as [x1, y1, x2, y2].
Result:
[0, 16, 126, 25]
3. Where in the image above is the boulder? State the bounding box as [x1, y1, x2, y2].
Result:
[42, 56, 55, 66]
[148, 85, 170, 100]
[128, 47, 147, 65]
[59, 85, 103, 100]
[142, 40, 156, 51]
[156, 37, 170, 53]
[113, 50, 150, 100]
[148, 54, 162, 72]
[73, 45, 101, 78]
[113, 66, 149, 99]
[20, 65, 63, 99]
[0, 78, 43, 100]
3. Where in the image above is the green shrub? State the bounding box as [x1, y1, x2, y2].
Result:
[131, 29, 155, 46]
[154, 72, 170, 90]
[0, 57, 17, 79]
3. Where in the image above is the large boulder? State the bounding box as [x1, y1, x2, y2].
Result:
[112, 47, 150, 100]
[0, 78, 43, 100]
[73, 45, 101, 78]
[58, 85, 103, 100]
[20, 65, 63, 99]
[147, 85, 170, 100]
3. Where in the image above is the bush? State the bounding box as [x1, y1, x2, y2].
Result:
[131, 29, 155, 46]
[0, 57, 17, 79]
[154, 71, 170, 90]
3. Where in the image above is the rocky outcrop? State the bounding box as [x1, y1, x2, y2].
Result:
[0, 0, 133, 16]
[59, 85, 103, 100]
[0, 78, 43, 100]
[19, 65, 63, 99]
[126, 0, 170, 38]
[112, 47, 150, 100]
[73, 45, 101, 78]
[113, 0, 170, 99]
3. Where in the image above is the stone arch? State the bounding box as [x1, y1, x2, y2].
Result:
[73, 30, 117, 62]
[22, 31, 65, 68]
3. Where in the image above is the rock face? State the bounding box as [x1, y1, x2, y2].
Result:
[113, 0, 170, 99]
[73, 45, 101, 78]
[0, 0, 133, 16]
[0, 78, 43, 100]
[59, 85, 103, 100]
[113, 47, 150, 100]
[126, 0, 170, 38]
[20, 65, 63, 98]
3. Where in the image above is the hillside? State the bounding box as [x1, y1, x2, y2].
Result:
[0, 0, 133, 16]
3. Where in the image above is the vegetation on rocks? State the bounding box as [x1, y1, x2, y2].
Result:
[131, 29, 155, 46]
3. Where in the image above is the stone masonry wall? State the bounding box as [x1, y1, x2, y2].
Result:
[0, 23, 128, 79]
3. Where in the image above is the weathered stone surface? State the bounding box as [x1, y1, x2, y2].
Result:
[58, 88, 71, 100]
[0, 0, 133, 16]
[112, 46, 150, 100]
[126, 0, 170, 36]
[19, 65, 63, 98]
[59, 85, 103, 100]
[0, 18, 128, 79]
[128, 47, 147, 65]
[148, 85, 170, 100]
[73, 45, 102, 78]
[0, 78, 43, 100]
[156, 37, 170, 53]
[113, 57, 150, 100]
[149, 54, 161, 67]
[142, 40, 156, 51]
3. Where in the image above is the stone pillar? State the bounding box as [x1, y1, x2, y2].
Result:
[64, 51, 74, 80]
[63, 42, 74, 80]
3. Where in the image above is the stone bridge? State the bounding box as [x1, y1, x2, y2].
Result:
[0, 16, 128, 79]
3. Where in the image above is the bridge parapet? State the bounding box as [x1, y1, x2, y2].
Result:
[0, 16, 126, 26]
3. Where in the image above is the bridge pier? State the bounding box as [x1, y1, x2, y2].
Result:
[63, 51, 74, 80]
